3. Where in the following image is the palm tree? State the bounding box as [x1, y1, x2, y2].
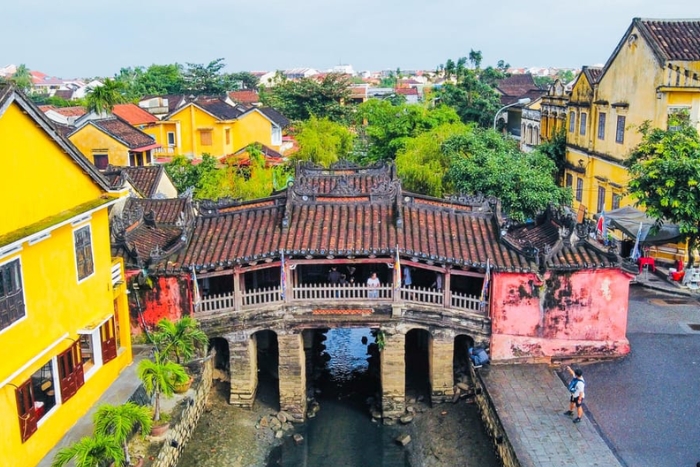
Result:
[94, 403, 152, 466]
[51, 434, 124, 467]
[137, 352, 188, 422]
[11, 64, 33, 93]
[153, 317, 208, 364]
[86, 78, 126, 114]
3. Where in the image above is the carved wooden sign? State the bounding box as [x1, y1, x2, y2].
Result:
[312, 308, 374, 315]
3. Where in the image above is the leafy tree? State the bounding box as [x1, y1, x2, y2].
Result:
[355, 99, 460, 161]
[558, 69, 575, 84]
[10, 64, 33, 93]
[533, 75, 555, 89]
[86, 78, 126, 114]
[137, 352, 188, 422]
[261, 73, 352, 122]
[293, 115, 355, 166]
[153, 317, 208, 364]
[164, 154, 224, 199]
[229, 71, 259, 90]
[94, 403, 152, 466]
[395, 122, 468, 197]
[535, 128, 567, 183]
[116, 64, 185, 98]
[51, 434, 124, 467]
[444, 127, 570, 222]
[435, 53, 506, 127]
[625, 112, 700, 266]
[182, 58, 234, 95]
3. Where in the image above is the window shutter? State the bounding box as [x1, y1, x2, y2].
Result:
[100, 319, 117, 364]
[15, 381, 38, 442]
[58, 342, 84, 402]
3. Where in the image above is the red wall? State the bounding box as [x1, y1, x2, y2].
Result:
[126, 270, 192, 334]
[489, 269, 632, 362]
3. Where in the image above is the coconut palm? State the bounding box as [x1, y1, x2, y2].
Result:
[94, 402, 152, 465]
[137, 351, 188, 422]
[86, 78, 126, 114]
[51, 433, 124, 467]
[154, 317, 208, 364]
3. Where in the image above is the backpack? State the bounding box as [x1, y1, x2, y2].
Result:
[568, 378, 581, 393]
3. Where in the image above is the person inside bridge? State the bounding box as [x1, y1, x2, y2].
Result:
[367, 272, 380, 298]
[564, 366, 585, 423]
[328, 266, 342, 284]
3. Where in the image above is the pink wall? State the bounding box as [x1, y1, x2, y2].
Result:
[489, 269, 632, 362]
[126, 270, 192, 334]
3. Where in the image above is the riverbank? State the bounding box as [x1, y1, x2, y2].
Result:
[178, 378, 499, 467]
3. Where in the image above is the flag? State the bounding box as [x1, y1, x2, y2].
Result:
[394, 246, 401, 294]
[480, 259, 491, 310]
[280, 250, 287, 299]
[596, 211, 606, 238]
[192, 269, 201, 312]
[631, 222, 644, 261]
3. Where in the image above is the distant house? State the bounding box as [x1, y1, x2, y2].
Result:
[112, 103, 179, 156]
[228, 90, 260, 106]
[395, 87, 420, 104]
[104, 165, 178, 199]
[520, 97, 542, 152]
[228, 144, 285, 167]
[41, 105, 86, 125]
[69, 117, 160, 169]
[138, 95, 188, 119]
[495, 74, 547, 138]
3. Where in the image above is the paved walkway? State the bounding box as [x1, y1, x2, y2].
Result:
[480, 364, 622, 467]
[37, 345, 152, 467]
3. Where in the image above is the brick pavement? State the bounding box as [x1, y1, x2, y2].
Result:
[480, 364, 622, 467]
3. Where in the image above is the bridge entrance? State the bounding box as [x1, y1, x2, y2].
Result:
[254, 330, 280, 411]
[405, 329, 431, 403]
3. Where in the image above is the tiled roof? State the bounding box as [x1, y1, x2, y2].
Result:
[637, 18, 700, 62]
[112, 197, 194, 267]
[258, 107, 290, 128]
[496, 74, 538, 96]
[54, 89, 74, 100]
[229, 144, 285, 167]
[395, 87, 419, 96]
[229, 90, 260, 104]
[53, 122, 76, 138]
[89, 118, 157, 149]
[105, 165, 165, 197]
[112, 104, 159, 125]
[582, 66, 603, 85]
[193, 98, 244, 121]
[51, 106, 86, 117]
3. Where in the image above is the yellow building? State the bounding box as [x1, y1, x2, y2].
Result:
[0, 85, 132, 467]
[539, 79, 569, 141]
[112, 104, 180, 159]
[164, 97, 289, 159]
[69, 116, 160, 169]
[563, 18, 700, 217]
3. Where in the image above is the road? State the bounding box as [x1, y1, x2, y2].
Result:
[580, 285, 700, 467]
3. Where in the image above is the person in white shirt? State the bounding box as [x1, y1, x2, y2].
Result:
[564, 366, 585, 423]
[367, 272, 380, 298]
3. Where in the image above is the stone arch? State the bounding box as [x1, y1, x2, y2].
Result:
[209, 336, 230, 377]
[252, 329, 280, 411]
[453, 334, 475, 383]
[405, 328, 432, 402]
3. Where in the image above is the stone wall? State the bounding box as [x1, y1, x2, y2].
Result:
[430, 333, 455, 404]
[149, 354, 214, 467]
[228, 335, 257, 408]
[380, 330, 406, 421]
[277, 332, 307, 422]
[472, 369, 521, 467]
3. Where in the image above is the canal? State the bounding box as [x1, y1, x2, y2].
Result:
[178, 328, 499, 467]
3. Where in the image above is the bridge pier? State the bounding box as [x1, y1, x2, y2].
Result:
[430, 331, 455, 404]
[227, 333, 257, 408]
[380, 329, 406, 422]
[278, 331, 307, 422]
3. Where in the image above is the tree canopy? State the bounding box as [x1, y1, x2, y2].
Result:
[292, 115, 355, 166]
[9, 64, 32, 93]
[444, 127, 571, 222]
[85, 78, 127, 114]
[260, 73, 352, 122]
[625, 112, 700, 264]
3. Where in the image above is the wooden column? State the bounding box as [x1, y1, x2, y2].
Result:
[443, 269, 451, 308]
[430, 330, 455, 404]
[380, 329, 405, 422]
[227, 332, 256, 408]
[233, 269, 242, 311]
[277, 331, 306, 422]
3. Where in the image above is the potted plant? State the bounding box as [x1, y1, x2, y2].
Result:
[51, 433, 124, 467]
[94, 402, 152, 466]
[137, 351, 188, 435]
[153, 316, 208, 364]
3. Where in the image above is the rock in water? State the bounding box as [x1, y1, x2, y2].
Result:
[457, 382, 470, 391]
[395, 434, 412, 446]
[399, 414, 414, 424]
[275, 430, 284, 439]
[293, 434, 304, 445]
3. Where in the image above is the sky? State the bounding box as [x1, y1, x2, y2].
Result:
[3, 0, 700, 78]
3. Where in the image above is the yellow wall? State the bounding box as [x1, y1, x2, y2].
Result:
[143, 121, 180, 156]
[0, 96, 131, 467]
[69, 124, 131, 167]
[166, 105, 278, 158]
[232, 111, 277, 152]
[0, 104, 104, 235]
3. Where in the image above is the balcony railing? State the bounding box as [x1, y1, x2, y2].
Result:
[196, 282, 487, 316]
[111, 260, 124, 288]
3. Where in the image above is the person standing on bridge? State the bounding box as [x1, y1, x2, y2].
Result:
[564, 366, 585, 423]
[367, 272, 380, 298]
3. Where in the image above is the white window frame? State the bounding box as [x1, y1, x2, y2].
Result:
[0, 255, 28, 336]
[78, 329, 103, 381]
[271, 126, 282, 146]
[167, 132, 176, 147]
[73, 224, 95, 284]
[37, 356, 62, 427]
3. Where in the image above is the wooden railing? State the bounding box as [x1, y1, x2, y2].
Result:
[199, 291, 235, 313]
[451, 291, 483, 312]
[293, 283, 393, 301]
[242, 286, 283, 309]
[196, 283, 486, 316]
[110, 260, 123, 288]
